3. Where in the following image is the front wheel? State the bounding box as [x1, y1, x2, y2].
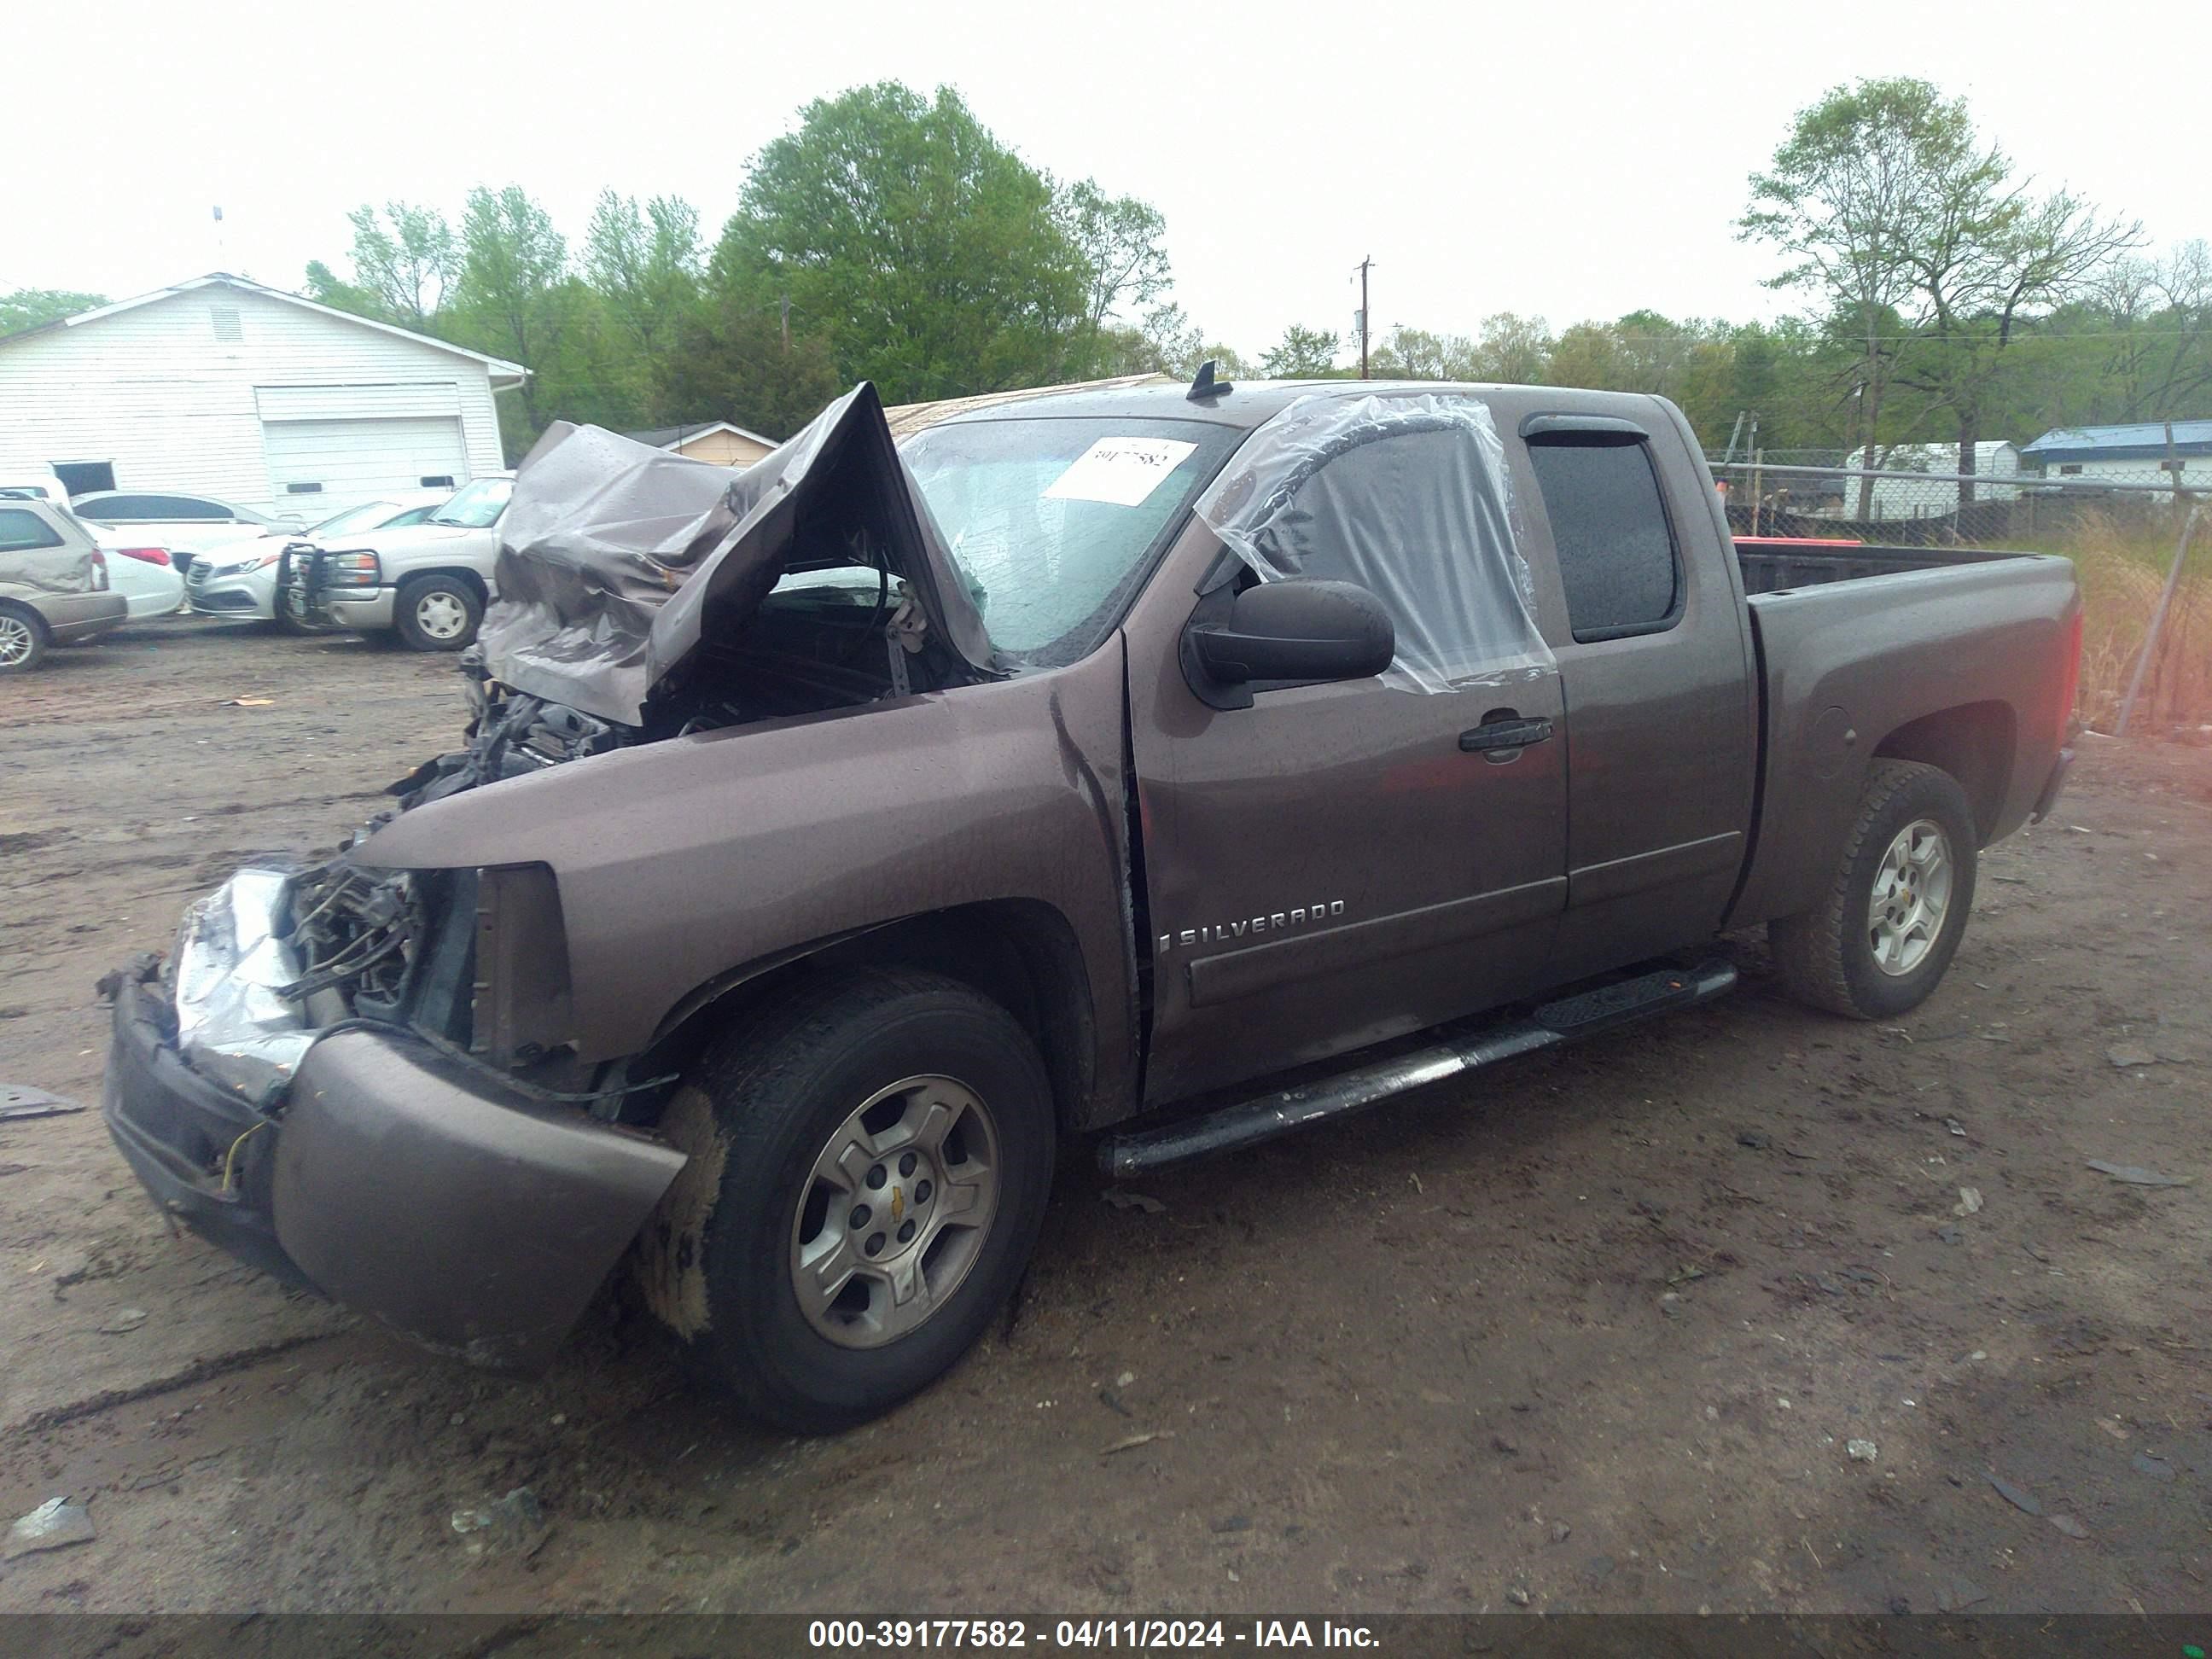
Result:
[393, 575, 482, 651]
[637, 969, 1057, 1434]
[1771, 760, 1978, 1020]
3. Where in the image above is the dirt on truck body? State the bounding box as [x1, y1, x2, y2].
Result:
[100, 371, 2081, 1433]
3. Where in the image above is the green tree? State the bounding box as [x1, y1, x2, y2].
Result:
[711, 83, 1090, 401]
[0, 288, 105, 335]
[1469, 312, 1553, 383]
[330, 201, 458, 326]
[657, 297, 843, 439]
[1057, 178, 1172, 372]
[1742, 79, 1953, 515]
[451, 184, 574, 441]
[1368, 324, 1479, 380]
[1260, 323, 1340, 377]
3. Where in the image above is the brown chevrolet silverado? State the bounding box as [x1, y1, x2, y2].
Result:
[102, 373, 2081, 1431]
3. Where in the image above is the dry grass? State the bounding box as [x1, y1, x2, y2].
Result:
[2064, 514, 2212, 733]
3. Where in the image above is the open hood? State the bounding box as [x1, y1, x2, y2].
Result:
[478, 384, 994, 726]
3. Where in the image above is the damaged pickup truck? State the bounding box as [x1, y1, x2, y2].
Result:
[102, 374, 2081, 1431]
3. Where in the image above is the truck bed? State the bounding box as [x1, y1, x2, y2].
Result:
[1733, 536, 2018, 595]
[1723, 544, 2080, 931]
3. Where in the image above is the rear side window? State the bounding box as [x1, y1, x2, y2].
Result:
[0, 508, 64, 553]
[1527, 437, 1680, 641]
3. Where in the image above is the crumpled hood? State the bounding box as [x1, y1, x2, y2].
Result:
[477, 383, 993, 725]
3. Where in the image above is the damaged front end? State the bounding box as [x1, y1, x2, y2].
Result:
[102, 854, 684, 1371]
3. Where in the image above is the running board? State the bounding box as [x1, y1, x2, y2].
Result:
[1100, 958, 1738, 1178]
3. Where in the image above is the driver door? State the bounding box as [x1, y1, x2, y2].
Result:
[1126, 422, 1569, 1105]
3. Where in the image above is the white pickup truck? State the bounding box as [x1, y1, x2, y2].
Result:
[282, 474, 514, 650]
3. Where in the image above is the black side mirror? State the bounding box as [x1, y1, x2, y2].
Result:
[1182, 578, 1395, 710]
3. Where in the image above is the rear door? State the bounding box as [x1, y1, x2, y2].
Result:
[1509, 406, 1757, 980]
[1128, 411, 1569, 1105]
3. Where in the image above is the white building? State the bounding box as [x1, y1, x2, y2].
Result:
[2021, 420, 2212, 499]
[1838, 440, 2023, 520]
[0, 273, 525, 515]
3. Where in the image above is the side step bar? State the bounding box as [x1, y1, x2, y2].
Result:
[1099, 958, 1737, 1178]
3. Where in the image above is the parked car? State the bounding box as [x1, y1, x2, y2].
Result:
[0, 464, 73, 504]
[0, 498, 129, 672]
[283, 474, 515, 650]
[87, 534, 186, 620]
[71, 492, 302, 579]
[103, 378, 2080, 1432]
[187, 490, 455, 627]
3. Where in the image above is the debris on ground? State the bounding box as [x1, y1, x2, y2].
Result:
[96, 1308, 148, 1335]
[1101, 1188, 1166, 1214]
[1944, 1117, 1968, 1137]
[2106, 1045, 2160, 1069]
[1101, 1431, 1172, 1456]
[1847, 1440, 1878, 1462]
[1737, 1131, 1773, 1150]
[218, 697, 276, 707]
[1210, 1514, 1252, 1534]
[0, 1085, 85, 1121]
[1936, 1580, 1990, 1611]
[5, 1497, 96, 1558]
[2050, 1515, 2090, 1540]
[2087, 1160, 2193, 1187]
[2132, 1453, 2175, 1481]
[1936, 1225, 1964, 1245]
[1505, 1586, 1531, 1606]
[1988, 1474, 2043, 1516]
[449, 1487, 545, 1552]
[1954, 1188, 1984, 1216]
[1550, 1520, 1572, 1542]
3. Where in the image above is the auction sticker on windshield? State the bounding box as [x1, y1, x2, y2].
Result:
[1043, 437, 1200, 508]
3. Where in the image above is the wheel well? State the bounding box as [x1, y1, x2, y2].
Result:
[1874, 701, 2014, 842]
[0, 598, 49, 636]
[397, 568, 489, 604]
[636, 901, 1100, 1134]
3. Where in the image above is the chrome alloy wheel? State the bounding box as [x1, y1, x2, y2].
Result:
[1867, 818, 1954, 976]
[0, 612, 35, 668]
[413, 590, 471, 640]
[789, 1074, 1001, 1348]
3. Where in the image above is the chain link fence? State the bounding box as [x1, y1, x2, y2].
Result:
[1705, 453, 2210, 737]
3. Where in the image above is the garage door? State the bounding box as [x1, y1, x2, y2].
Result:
[262, 416, 469, 507]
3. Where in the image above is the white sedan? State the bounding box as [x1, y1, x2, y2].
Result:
[95, 539, 188, 620]
[185, 491, 455, 626]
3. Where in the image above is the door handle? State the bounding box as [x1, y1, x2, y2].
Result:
[1458, 716, 1554, 753]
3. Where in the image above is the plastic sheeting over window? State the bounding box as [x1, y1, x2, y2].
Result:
[1192, 393, 1551, 694]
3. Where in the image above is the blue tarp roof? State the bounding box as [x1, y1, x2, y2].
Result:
[2023, 420, 2212, 461]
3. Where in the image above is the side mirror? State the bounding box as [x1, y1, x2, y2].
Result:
[1182, 578, 1395, 710]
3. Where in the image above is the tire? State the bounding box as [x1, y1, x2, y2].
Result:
[0, 602, 49, 674]
[1771, 760, 1979, 1020]
[393, 575, 483, 652]
[636, 969, 1057, 1434]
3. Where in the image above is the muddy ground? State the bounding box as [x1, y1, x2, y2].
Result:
[2, 616, 2209, 1617]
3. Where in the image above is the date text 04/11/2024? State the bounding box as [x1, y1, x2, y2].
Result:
[806, 1620, 1380, 1650]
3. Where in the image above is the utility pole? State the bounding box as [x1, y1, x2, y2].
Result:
[780, 294, 791, 355]
[1355, 256, 1372, 380]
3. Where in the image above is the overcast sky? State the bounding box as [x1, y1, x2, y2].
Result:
[11, 0, 2206, 362]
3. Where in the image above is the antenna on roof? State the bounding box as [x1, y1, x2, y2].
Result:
[1187, 358, 1233, 401]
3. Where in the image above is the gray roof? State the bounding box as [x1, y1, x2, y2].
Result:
[2023, 420, 2212, 462]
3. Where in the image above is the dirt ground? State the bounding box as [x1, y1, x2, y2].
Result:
[3, 615, 2209, 1618]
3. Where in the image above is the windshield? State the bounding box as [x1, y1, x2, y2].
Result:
[902, 416, 1236, 665]
[308, 499, 400, 537]
[428, 477, 512, 528]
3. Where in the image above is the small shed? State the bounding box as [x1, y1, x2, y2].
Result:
[623, 421, 777, 469]
[2021, 421, 2212, 495]
[1839, 441, 2023, 518]
[0, 273, 524, 513]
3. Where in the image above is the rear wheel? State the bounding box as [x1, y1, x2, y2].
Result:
[1771, 760, 1978, 1020]
[394, 575, 482, 651]
[0, 603, 49, 674]
[637, 969, 1056, 1434]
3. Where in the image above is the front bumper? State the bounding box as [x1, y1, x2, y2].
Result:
[321, 586, 397, 629]
[103, 967, 686, 1371]
[185, 562, 276, 619]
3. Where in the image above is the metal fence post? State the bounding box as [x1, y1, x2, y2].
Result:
[2115, 504, 2203, 739]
